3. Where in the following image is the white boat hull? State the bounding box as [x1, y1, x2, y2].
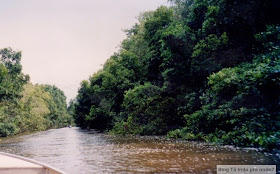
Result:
[0, 152, 65, 174]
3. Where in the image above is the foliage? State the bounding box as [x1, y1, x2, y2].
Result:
[19, 83, 51, 131]
[174, 25, 280, 150]
[42, 84, 72, 128]
[112, 83, 184, 135]
[0, 48, 72, 137]
[0, 48, 29, 102]
[73, 0, 280, 150]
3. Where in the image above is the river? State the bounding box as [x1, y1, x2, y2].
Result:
[0, 127, 279, 173]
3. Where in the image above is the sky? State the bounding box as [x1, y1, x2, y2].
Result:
[0, 0, 168, 103]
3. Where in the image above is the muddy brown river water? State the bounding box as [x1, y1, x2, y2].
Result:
[0, 127, 279, 173]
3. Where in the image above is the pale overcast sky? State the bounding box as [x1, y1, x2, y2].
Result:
[0, 0, 168, 102]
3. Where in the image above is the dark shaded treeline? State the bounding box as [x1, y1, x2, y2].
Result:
[71, 0, 280, 150]
[0, 48, 73, 137]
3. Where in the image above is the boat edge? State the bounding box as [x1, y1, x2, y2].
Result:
[0, 152, 67, 174]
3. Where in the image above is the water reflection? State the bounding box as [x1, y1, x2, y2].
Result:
[0, 127, 279, 173]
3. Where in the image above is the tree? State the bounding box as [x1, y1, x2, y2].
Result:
[0, 48, 29, 136]
[0, 48, 72, 137]
[72, 1, 280, 150]
[170, 25, 280, 150]
[42, 84, 72, 128]
[0, 48, 29, 102]
[112, 83, 184, 135]
[19, 83, 51, 131]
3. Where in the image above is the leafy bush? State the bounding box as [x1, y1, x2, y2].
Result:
[114, 83, 182, 135]
[0, 123, 18, 137]
[176, 25, 280, 149]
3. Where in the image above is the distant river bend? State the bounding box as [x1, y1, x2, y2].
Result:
[0, 127, 279, 173]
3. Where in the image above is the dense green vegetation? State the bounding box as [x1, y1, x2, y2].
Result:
[72, 0, 280, 150]
[0, 48, 72, 137]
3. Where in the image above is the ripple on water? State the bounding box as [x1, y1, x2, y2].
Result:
[0, 127, 279, 174]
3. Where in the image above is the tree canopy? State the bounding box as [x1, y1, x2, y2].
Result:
[0, 48, 73, 137]
[72, 0, 280, 150]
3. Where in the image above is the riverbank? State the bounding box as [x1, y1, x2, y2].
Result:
[0, 131, 37, 142]
[0, 126, 71, 142]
